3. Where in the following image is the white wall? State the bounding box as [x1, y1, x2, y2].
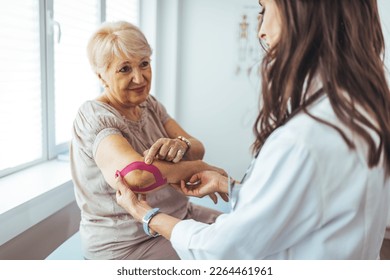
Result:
[154, 0, 261, 179]
[177, 0, 261, 179]
[151, 0, 390, 180]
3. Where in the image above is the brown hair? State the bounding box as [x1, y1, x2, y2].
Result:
[253, 0, 390, 173]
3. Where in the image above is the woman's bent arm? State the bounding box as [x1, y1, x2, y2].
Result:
[95, 134, 222, 190]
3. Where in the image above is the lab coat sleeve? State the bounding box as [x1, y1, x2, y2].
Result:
[170, 130, 324, 259]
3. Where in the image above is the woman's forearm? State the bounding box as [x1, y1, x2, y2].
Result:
[183, 137, 205, 161]
[151, 159, 212, 184]
[96, 134, 221, 190]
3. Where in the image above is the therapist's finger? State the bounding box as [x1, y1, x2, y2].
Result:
[115, 173, 137, 204]
[115, 176, 127, 203]
[219, 192, 229, 202]
[189, 173, 202, 184]
[180, 180, 193, 194]
[180, 180, 200, 197]
[138, 194, 147, 202]
[208, 193, 218, 204]
[115, 172, 127, 193]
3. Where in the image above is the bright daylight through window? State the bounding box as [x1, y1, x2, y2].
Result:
[0, 0, 139, 178]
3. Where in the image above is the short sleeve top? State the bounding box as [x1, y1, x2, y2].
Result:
[70, 95, 189, 259]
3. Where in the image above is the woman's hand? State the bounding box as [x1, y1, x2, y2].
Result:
[167, 161, 227, 187]
[144, 138, 188, 164]
[115, 175, 152, 222]
[180, 170, 229, 204]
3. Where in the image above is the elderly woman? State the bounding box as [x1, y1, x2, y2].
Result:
[70, 21, 223, 260]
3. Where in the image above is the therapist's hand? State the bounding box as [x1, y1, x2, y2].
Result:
[180, 171, 229, 204]
[144, 138, 188, 164]
[115, 175, 152, 222]
[116, 173, 182, 240]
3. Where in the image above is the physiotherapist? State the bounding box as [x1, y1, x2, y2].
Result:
[115, 0, 390, 259]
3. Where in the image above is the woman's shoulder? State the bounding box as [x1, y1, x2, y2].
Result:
[78, 100, 118, 115]
[143, 95, 171, 123]
[74, 100, 125, 131]
[143, 95, 161, 109]
[77, 100, 124, 121]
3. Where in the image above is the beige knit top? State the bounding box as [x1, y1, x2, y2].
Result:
[70, 95, 188, 259]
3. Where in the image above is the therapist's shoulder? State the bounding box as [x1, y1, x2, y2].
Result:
[264, 96, 360, 177]
[282, 96, 344, 147]
[261, 97, 347, 167]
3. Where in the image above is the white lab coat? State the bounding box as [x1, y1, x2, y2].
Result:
[171, 94, 390, 259]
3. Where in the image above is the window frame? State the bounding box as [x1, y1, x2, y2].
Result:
[0, 0, 140, 178]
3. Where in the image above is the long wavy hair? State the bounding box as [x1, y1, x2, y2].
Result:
[253, 0, 390, 173]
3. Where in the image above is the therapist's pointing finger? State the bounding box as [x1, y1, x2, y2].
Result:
[115, 172, 127, 192]
[208, 193, 218, 204]
[115, 176, 125, 202]
[220, 193, 229, 202]
[115, 174, 138, 206]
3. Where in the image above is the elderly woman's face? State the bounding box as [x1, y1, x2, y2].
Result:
[258, 0, 282, 49]
[102, 55, 152, 107]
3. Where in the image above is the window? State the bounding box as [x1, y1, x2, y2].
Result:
[0, 1, 42, 174]
[52, 0, 101, 149]
[0, 0, 140, 178]
[106, 0, 139, 23]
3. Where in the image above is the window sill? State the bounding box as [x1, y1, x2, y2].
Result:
[0, 160, 74, 246]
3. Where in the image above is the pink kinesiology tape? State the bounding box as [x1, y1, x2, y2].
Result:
[115, 161, 167, 193]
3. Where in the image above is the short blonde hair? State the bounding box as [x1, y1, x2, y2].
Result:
[87, 21, 152, 75]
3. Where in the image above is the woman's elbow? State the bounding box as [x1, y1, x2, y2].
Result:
[123, 169, 155, 188]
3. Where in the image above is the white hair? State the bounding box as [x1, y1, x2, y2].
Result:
[87, 21, 152, 75]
